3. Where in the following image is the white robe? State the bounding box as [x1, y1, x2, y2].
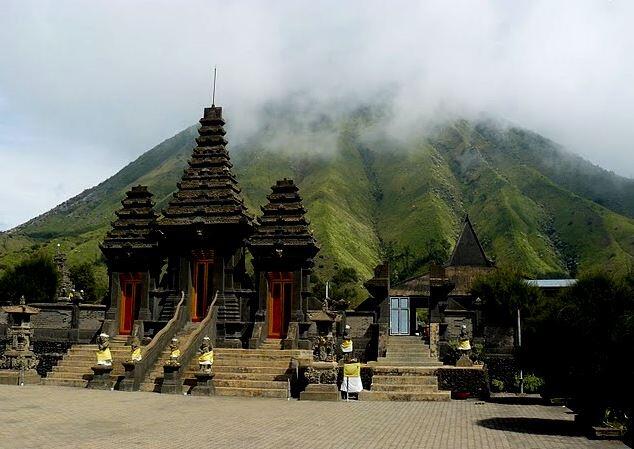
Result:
[340, 376, 363, 393]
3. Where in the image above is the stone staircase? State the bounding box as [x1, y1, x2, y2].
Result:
[361, 336, 450, 401]
[138, 323, 199, 392]
[259, 338, 282, 350]
[182, 347, 312, 398]
[42, 337, 130, 388]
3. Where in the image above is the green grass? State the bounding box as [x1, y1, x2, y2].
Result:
[1, 108, 633, 297]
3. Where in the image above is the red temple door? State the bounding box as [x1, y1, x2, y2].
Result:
[120, 273, 142, 335]
[192, 260, 213, 322]
[267, 272, 293, 338]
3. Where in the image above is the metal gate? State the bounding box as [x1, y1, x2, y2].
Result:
[389, 297, 410, 335]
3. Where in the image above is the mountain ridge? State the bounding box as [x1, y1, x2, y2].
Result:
[1, 105, 633, 297]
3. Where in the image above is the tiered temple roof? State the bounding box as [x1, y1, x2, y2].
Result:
[100, 185, 159, 259]
[160, 106, 252, 235]
[249, 179, 318, 266]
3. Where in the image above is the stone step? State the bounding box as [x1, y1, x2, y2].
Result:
[42, 378, 89, 388]
[211, 372, 288, 381]
[387, 340, 426, 345]
[53, 362, 126, 370]
[46, 372, 123, 381]
[387, 348, 430, 354]
[215, 354, 312, 361]
[139, 381, 161, 393]
[215, 349, 312, 357]
[213, 360, 308, 369]
[213, 379, 288, 389]
[52, 365, 124, 375]
[213, 366, 289, 375]
[382, 358, 440, 364]
[370, 365, 439, 375]
[214, 387, 287, 398]
[371, 375, 438, 385]
[359, 390, 451, 401]
[370, 384, 439, 393]
[375, 360, 444, 367]
[45, 374, 92, 381]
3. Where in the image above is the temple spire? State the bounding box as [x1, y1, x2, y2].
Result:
[447, 215, 492, 267]
[249, 178, 319, 268]
[212, 66, 217, 107]
[159, 104, 253, 241]
[100, 185, 159, 260]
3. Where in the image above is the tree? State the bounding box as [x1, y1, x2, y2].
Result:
[471, 268, 541, 326]
[69, 262, 99, 302]
[0, 254, 58, 303]
[532, 271, 634, 428]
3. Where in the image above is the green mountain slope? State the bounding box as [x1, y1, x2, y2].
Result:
[1, 104, 633, 297]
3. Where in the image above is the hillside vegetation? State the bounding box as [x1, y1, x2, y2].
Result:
[1, 104, 633, 296]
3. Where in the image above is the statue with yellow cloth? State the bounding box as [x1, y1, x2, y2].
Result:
[129, 337, 142, 363]
[166, 338, 181, 367]
[456, 324, 474, 367]
[340, 325, 353, 361]
[95, 333, 112, 366]
[341, 358, 363, 399]
[198, 336, 213, 372]
[457, 325, 471, 351]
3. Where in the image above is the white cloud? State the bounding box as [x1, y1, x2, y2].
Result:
[0, 0, 633, 230]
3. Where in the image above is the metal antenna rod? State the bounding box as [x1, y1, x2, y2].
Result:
[212, 67, 217, 106]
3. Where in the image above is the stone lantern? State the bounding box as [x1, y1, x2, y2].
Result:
[0, 296, 41, 385]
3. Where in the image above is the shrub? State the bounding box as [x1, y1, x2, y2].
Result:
[69, 262, 99, 302]
[515, 373, 544, 394]
[0, 253, 58, 303]
[491, 379, 505, 393]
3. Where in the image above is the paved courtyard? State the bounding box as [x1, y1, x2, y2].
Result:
[0, 385, 628, 449]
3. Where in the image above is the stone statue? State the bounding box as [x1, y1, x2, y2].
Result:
[95, 333, 112, 366]
[340, 325, 353, 361]
[456, 324, 474, 367]
[197, 336, 214, 372]
[313, 333, 336, 362]
[129, 336, 142, 363]
[53, 246, 74, 301]
[457, 324, 471, 351]
[166, 338, 180, 366]
[0, 296, 40, 380]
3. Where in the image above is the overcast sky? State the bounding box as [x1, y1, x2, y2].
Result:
[1, 0, 633, 230]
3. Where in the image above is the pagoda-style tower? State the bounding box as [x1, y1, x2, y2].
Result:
[100, 185, 160, 336]
[159, 105, 253, 346]
[248, 179, 319, 349]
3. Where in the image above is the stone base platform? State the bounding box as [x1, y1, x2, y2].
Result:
[0, 370, 41, 385]
[300, 384, 340, 401]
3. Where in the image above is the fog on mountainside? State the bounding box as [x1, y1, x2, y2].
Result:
[1, 98, 633, 298]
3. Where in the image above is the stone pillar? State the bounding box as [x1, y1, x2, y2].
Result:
[300, 362, 340, 401]
[292, 269, 303, 322]
[118, 361, 136, 391]
[137, 270, 151, 321]
[88, 365, 113, 390]
[191, 371, 215, 396]
[429, 323, 440, 359]
[160, 364, 183, 394]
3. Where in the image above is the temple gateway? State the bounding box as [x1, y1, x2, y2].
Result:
[1, 98, 512, 401]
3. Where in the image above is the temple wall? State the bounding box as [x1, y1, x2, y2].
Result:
[31, 308, 73, 328]
[344, 311, 378, 362]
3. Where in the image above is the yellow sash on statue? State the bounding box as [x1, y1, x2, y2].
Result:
[457, 339, 471, 351]
[131, 347, 142, 361]
[341, 339, 353, 353]
[96, 348, 112, 364]
[198, 351, 214, 364]
[170, 349, 181, 359]
[343, 362, 361, 378]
